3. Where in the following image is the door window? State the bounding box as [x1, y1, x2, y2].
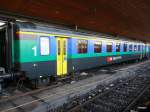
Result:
[58, 40, 61, 55]
[64, 40, 66, 55]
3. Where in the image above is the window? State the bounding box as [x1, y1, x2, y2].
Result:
[124, 43, 127, 52]
[40, 37, 50, 55]
[142, 45, 144, 51]
[94, 41, 102, 53]
[116, 43, 120, 52]
[146, 46, 148, 52]
[63, 40, 66, 55]
[107, 43, 112, 52]
[58, 40, 60, 55]
[138, 45, 141, 51]
[134, 45, 137, 51]
[129, 44, 133, 51]
[141, 45, 143, 51]
[78, 39, 88, 54]
[144, 45, 146, 51]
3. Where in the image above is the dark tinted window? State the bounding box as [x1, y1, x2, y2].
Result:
[138, 45, 141, 51]
[116, 43, 120, 52]
[129, 44, 133, 51]
[142, 45, 144, 51]
[64, 40, 66, 55]
[107, 43, 112, 52]
[124, 43, 127, 52]
[58, 40, 60, 55]
[94, 41, 102, 53]
[134, 45, 137, 51]
[78, 39, 88, 54]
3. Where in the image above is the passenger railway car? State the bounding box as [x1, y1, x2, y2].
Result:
[0, 21, 150, 82]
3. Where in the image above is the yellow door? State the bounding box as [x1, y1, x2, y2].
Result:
[57, 38, 67, 76]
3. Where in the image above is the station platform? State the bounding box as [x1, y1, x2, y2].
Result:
[0, 60, 150, 112]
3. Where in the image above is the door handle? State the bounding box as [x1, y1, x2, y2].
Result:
[64, 57, 67, 61]
[64, 57, 67, 60]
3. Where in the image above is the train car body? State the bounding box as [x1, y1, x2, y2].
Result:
[0, 21, 150, 80]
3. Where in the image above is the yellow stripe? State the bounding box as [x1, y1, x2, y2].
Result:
[16, 31, 105, 40]
[16, 31, 144, 44]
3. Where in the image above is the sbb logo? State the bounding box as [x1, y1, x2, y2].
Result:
[106, 57, 113, 62]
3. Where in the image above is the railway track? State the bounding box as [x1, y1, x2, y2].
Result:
[0, 60, 145, 103]
[128, 82, 150, 112]
[68, 69, 150, 112]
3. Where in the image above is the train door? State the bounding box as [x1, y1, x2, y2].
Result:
[57, 37, 67, 76]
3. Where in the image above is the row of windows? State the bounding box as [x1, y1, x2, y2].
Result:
[77, 40, 144, 54]
[38, 38, 147, 56]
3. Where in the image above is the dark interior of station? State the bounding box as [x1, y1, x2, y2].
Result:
[0, 0, 150, 41]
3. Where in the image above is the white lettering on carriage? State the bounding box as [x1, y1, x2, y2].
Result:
[112, 56, 122, 61]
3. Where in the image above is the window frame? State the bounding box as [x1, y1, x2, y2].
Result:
[106, 42, 113, 52]
[77, 39, 88, 54]
[40, 37, 50, 56]
[58, 39, 61, 55]
[138, 45, 141, 51]
[123, 43, 127, 52]
[129, 44, 133, 52]
[94, 41, 102, 53]
[116, 43, 121, 52]
[134, 44, 137, 51]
